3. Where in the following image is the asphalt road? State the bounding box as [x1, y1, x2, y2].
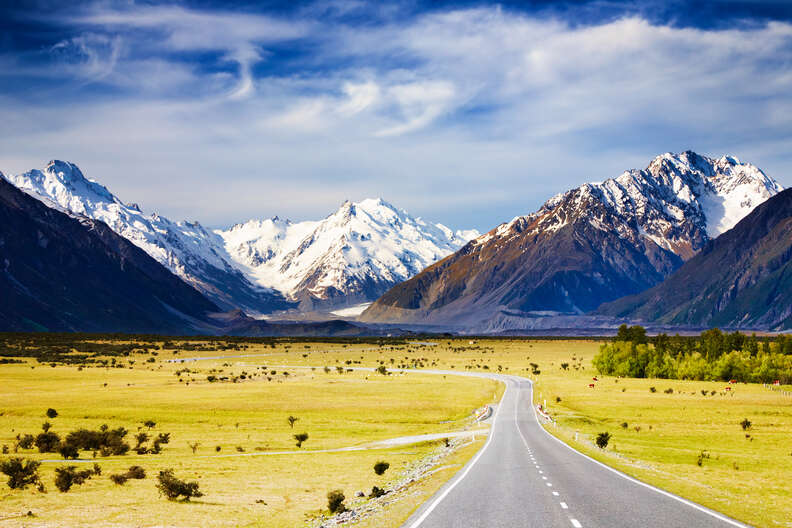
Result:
[400, 373, 751, 528]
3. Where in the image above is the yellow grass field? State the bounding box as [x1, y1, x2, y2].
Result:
[2, 337, 791, 527]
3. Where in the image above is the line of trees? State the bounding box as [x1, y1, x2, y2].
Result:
[594, 326, 792, 383]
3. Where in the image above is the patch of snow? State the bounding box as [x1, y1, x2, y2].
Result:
[330, 303, 373, 317]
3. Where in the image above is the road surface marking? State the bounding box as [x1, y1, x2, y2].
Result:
[560, 502, 568, 509]
[402, 376, 510, 528]
[526, 379, 751, 528]
[571, 519, 582, 527]
[552, 491, 559, 496]
[546, 483, 553, 487]
[542, 476, 548, 480]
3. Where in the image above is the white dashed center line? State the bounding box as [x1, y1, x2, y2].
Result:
[560, 502, 568, 509]
[552, 491, 559, 496]
[570, 519, 582, 528]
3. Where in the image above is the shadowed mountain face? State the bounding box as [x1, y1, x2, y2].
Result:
[361, 151, 782, 328]
[0, 178, 219, 333]
[597, 188, 792, 330]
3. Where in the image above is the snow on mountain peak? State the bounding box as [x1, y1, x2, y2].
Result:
[218, 197, 479, 305]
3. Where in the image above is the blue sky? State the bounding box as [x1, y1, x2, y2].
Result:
[1, 0, 791, 231]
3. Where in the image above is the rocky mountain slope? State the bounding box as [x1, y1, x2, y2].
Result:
[597, 188, 792, 330]
[3, 161, 475, 314]
[361, 151, 782, 328]
[0, 177, 220, 333]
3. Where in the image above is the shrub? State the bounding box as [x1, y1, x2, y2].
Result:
[126, 466, 145, 479]
[696, 450, 710, 467]
[369, 486, 386, 498]
[0, 458, 41, 489]
[111, 465, 145, 485]
[373, 461, 390, 475]
[376, 365, 388, 375]
[42, 422, 52, 432]
[740, 418, 752, 431]
[156, 469, 203, 501]
[287, 416, 299, 429]
[595, 432, 611, 449]
[327, 489, 346, 513]
[34, 431, 61, 453]
[294, 433, 309, 448]
[143, 420, 156, 429]
[17, 434, 35, 450]
[58, 443, 80, 460]
[649, 387, 656, 393]
[188, 442, 200, 454]
[46, 408, 58, 419]
[54, 464, 100, 492]
[620, 422, 628, 429]
[664, 388, 674, 394]
[110, 474, 129, 485]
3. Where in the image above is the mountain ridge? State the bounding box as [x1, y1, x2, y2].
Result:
[361, 151, 783, 328]
[3, 161, 477, 314]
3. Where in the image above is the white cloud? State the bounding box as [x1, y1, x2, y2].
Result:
[2, 5, 792, 231]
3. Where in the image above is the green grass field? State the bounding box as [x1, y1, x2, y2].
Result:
[1, 337, 790, 527]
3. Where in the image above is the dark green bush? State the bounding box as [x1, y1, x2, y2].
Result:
[156, 469, 202, 501]
[54, 464, 100, 492]
[0, 458, 41, 489]
[327, 489, 346, 513]
[595, 432, 611, 449]
[369, 486, 386, 498]
[34, 431, 61, 453]
[46, 408, 58, 419]
[373, 461, 390, 475]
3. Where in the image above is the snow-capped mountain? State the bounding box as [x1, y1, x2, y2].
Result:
[362, 151, 783, 328]
[2, 161, 477, 314]
[219, 198, 478, 309]
[3, 160, 290, 314]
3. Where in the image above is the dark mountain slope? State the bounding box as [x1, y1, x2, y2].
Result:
[0, 178, 219, 333]
[597, 188, 792, 330]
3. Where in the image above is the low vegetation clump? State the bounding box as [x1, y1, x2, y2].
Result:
[110, 465, 146, 485]
[54, 464, 101, 492]
[155, 469, 202, 501]
[595, 432, 611, 449]
[373, 461, 390, 475]
[0, 457, 42, 490]
[369, 486, 386, 498]
[327, 489, 346, 513]
[294, 432, 309, 448]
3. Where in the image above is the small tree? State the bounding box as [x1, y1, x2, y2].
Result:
[188, 442, 200, 454]
[156, 469, 202, 501]
[740, 418, 752, 431]
[17, 434, 35, 450]
[595, 432, 611, 449]
[143, 420, 156, 429]
[294, 433, 309, 448]
[373, 461, 390, 475]
[54, 464, 100, 492]
[287, 416, 299, 429]
[327, 489, 346, 513]
[0, 458, 41, 489]
[34, 431, 61, 453]
[46, 408, 58, 419]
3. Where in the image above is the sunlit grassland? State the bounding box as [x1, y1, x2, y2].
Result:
[2, 337, 790, 527]
[267, 338, 792, 527]
[0, 341, 499, 527]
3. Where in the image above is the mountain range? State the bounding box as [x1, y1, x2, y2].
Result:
[2, 151, 787, 335]
[597, 188, 792, 330]
[361, 151, 783, 330]
[3, 161, 477, 315]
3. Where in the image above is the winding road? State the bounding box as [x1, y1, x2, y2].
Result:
[400, 372, 750, 528]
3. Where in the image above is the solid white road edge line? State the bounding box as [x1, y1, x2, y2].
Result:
[402, 377, 511, 528]
[525, 379, 752, 528]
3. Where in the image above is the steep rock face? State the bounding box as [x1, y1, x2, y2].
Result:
[219, 198, 478, 309]
[362, 151, 782, 326]
[597, 188, 792, 330]
[0, 177, 218, 333]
